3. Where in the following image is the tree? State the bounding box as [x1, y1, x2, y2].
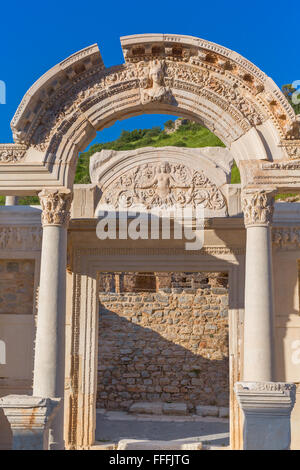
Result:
[282, 84, 300, 115]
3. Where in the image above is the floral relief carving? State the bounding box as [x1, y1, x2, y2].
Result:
[101, 162, 226, 211]
[280, 142, 300, 160]
[0, 144, 27, 163]
[39, 189, 73, 227]
[9, 39, 298, 160]
[272, 227, 300, 247]
[18, 60, 268, 154]
[242, 189, 275, 227]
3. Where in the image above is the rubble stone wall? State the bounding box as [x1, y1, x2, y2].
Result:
[97, 272, 229, 411]
[0, 259, 35, 315]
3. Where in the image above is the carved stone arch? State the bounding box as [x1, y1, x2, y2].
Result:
[90, 146, 233, 217]
[1, 34, 300, 194]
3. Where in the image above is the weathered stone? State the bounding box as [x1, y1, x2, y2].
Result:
[129, 402, 163, 414]
[196, 405, 219, 417]
[235, 382, 296, 450]
[163, 403, 188, 415]
[219, 407, 229, 418]
[117, 439, 203, 450]
[0, 395, 61, 450]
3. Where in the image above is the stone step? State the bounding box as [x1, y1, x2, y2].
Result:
[196, 405, 229, 418]
[117, 439, 230, 450]
[117, 439, 203, 450]
[129, 402, 188, 416]
[91, 441, 117, 450]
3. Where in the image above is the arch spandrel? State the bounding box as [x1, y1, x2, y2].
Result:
[0, 34, 300, 194]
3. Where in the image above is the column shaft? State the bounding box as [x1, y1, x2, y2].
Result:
[242, 189, 275, 382]
[5, 196, 19, 205]
[33, 225, 67, 397]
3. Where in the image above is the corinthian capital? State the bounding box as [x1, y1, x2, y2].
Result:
[39, 189, 73, 227]
[242, 189, 275, 227]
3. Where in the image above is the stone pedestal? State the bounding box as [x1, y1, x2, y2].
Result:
[235, 382, 296, 450]
[0, 395, 61, 450]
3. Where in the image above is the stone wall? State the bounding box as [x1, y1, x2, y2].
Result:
[97, 272, 229, 411]
[0, 260, 35, 315]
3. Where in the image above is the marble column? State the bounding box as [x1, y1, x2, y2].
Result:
[5, 196, 19, 205]
[235, 189, 296, 450]
[242, 189, 275, 382]
[33, 189, 73, 450]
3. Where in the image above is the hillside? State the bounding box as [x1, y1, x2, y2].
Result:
[75, 119, 236, 184]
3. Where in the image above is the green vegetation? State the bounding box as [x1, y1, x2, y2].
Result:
[282, 84, 300, 115]
[0, 196, 39, 205]
[230, 162, 240, 184]
[75, 120, 227, 184]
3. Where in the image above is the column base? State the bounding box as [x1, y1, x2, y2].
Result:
[235, 382, 296, 450]
[0, 395, 61, 450]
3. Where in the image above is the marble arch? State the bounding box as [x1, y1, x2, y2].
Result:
[1, 33, 300, 193]
[0, 34, 300, 452]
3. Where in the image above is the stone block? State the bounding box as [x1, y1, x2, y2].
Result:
[117, 439, 203, 450]
[196, 405, 219, 417]
[163, 403, 188, 415]
[129, 402, 163, 414]
[219, 407, 229, 418]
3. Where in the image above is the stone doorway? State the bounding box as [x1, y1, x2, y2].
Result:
[96, 271, 230, 446]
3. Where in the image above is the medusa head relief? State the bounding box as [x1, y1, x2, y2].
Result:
[139, 59, 173, 105]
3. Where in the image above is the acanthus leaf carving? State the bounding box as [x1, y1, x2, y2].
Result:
[0, 144, 27, 163]
[284, 116, 300, 140]
[279, 141, 300, 160]
[242, 189, 275, 227]
[39, 189, 73, 227]
[272, 226, 300, 248]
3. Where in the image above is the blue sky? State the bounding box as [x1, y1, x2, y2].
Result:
[0, 0, 298, 146]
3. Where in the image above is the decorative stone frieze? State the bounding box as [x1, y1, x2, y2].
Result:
[101, 161, 226, 211]
[242, 189, 275, 227]
[272, 227, 300, 248]
[235, 381, 296, 450]
[0, 226, 42, 251]
[6, 34, 299, 161]
[261, 160, 300, 170]
[280, 140, 300, 160]
[39, 189, 73, 227]
[0, 144, 27, 163]
[0, 35, 299, 194]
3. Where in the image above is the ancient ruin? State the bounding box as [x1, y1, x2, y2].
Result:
[0, 33, 299, 450]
